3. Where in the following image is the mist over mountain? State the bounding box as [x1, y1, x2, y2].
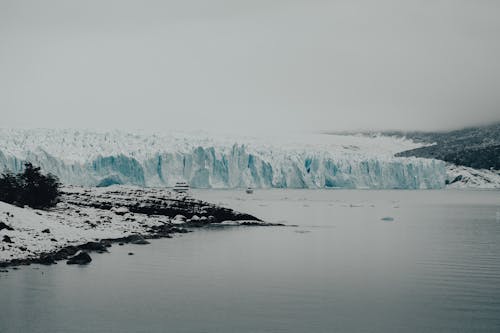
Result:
[325, 122, 500, 170]
[391, 122, 500, 170]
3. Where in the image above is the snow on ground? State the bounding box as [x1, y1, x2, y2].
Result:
[0, 188, 176, 263]
[445, 164, 500, 189]
[0, 185, 263, 265]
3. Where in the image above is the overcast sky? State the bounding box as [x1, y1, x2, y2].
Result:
[1, 0, 499, 133]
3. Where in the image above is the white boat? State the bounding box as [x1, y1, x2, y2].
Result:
[173, 181, 190, 193]
[245, 187, 254, 194]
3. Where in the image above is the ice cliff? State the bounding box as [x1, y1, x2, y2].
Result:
[0, 129, 447, 189]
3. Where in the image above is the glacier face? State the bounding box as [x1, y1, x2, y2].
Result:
[0, 129, 447, 189]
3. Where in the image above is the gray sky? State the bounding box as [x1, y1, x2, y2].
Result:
[1, 0, 499, 133]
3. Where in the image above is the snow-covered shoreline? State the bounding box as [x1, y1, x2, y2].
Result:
[0, 186, 265, 267]
[2, 182, 499, 267]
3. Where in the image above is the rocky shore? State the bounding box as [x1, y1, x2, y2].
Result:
[0, 186, 282, 269]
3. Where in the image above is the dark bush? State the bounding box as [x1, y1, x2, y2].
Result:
[0, 172, 20, 204]
[0, 163, 61, 209]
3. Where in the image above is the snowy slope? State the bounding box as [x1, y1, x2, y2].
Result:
[445, 164, 500, 189]
[0, 185, 264, 264]
[0, 199, 160, 262]
[0, 201, 78, 262]
[0, 187, 175, 262]
[0, 129, 446, 189]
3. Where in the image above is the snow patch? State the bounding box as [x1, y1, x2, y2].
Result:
[446, 165, 500, 189]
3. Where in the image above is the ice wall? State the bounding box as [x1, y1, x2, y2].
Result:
[0, 142, 446, 189]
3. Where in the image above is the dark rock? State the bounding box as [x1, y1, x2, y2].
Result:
[170, 227, 189, 233]
[50, 238, 57, 242]
[451, 175, 463, 184]
[126, 234, 150, 245]
[2, 235, 13, 243]
[66, 191, 261, 224]
[149, 224, 178, 237]
[38, 254, 56, 265]
[184, 220, 209, 227]
[78, 241, 108, 252]
[239, 221, 286, 226]
[118, 242, 124, 246]
[86, 221, 97, 228]
[0, 222, 14, 231]
[54, 246, 78, 260]
[67, 252, 92, 265]
[41, 228, 50, 233]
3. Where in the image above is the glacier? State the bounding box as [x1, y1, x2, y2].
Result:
[0, 129, 447, 189]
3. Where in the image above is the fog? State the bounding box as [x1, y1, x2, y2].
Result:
[1, 0, 499, 133]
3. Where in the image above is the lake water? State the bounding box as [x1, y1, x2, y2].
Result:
[1, 190, 500, 332]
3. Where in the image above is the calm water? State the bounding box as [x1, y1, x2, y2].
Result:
[1, 190, 500, 333]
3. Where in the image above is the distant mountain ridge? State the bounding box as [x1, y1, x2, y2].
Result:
[327, 122, 500, 170]
[392, 122, 500, 170]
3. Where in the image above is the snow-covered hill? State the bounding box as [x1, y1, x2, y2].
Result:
[0, 129, 447, 189]
[445, 165, 500, 189]
[392, 122, 500, 170]
[0, 185, 261, 265]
